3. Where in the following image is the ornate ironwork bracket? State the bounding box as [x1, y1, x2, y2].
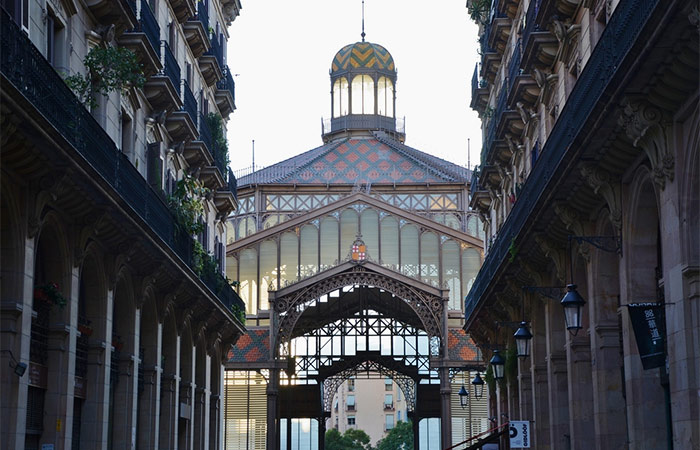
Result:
[570, 235, 622, 255]
[522, 286, 566, 301]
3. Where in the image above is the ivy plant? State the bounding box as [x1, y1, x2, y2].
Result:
[205, 112, 230, 173]
[168, 175, 210, 235]
[64, 46, 145, 108]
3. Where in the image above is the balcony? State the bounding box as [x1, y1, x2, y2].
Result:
[383, 403, 395, 411]
[143, 41, 181, 113]
[486, 9, 511, 56]
[214, 168, 238, 215]
[0, 13, 245, 318]
[469, 170, 491, 215]
[199, 35, 224, 86]
[495, 0, 520, 19]
[118, 0, 162, 77]
[196, 113, 227, 190]
[215, 66, 236, 117]
[165, 80, 198, 143]
[182, 0, 210, 58]
[470, 64, 489, 113]
[506, 42, 540, 108]
[321, 114, 406, 143]
[521, 0, 558, 71]
[168, 0, 196, 23]
[84, 0, 137, 36]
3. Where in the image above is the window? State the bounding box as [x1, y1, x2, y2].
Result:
[120, 110, 134, 158]
[347, 378, 355, 392]
[347, 416, 356, 426]
[398, 411, 402, 422]
[333, 77, 349, 117]
[384, 394, 393, 410]
[346, 395, 355, 411]
[397, 389, 401, 402]
[3, 0, 29, 31]
[384, 377, 393, 391]
[385, 414, 394, 430]
[377, 77, 393, 116]
[351, 75, 374, 114]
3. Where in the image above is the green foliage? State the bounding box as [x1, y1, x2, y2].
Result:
[33, 282, 67, 309]
[482, 105, 495, 119]
[376, 420, 413, 450]
[468, 0, 491, 25]
[205, 112, 230, 172]
[230, 303, 246, 324]
[168, 175, 210, 235]
[508, 238, 518, 263]
[64, 46, 145, 108]
[484, 364, 496, 394]
[325, 428, 374, 450]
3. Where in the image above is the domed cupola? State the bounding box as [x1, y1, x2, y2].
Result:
[322, 36, 405, 143]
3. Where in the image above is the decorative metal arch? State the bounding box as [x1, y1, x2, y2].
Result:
[271, 265, 445, 354]
[321, 359, 417, 414]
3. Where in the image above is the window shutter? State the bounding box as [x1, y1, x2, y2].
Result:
[147, 143, 162, 190]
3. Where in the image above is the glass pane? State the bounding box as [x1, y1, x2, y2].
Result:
[259, 240, 277, 311]
[280, 232, 298, 286]
[378, 77, 387, 116]
[300, 225, 318, 278]
[444, 214, 461, 231]
[360, 209, 379, 261]
[226, 254, 238, 292]
[363, 75, 374, 114]
[239, 248, 257, 314]
[351, 75, 363, 115]
[442, 240, 461, 310]
[380, 217, 399, 269]
[421, 232, 439, 286]
[320, 217, 338, 270]
[462, 248, 481, 299]
[386, 79, 394, 117]
[340, 209, 359, 260]
[263, 215, 279, 230]
[401, 224, 419, 278]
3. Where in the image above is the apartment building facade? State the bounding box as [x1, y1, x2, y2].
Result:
[0, 0, 245, 449]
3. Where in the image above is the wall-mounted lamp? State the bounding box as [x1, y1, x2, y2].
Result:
[458, 384, 469, 409]
[471, 372, 485, 399]
[1, 350, 27, 377]
[490, 350, 505, 380]
[513, 321, 533, 358]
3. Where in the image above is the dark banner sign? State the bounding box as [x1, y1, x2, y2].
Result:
[628, 302, 666, 370]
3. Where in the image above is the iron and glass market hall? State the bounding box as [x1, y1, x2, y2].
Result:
[224, 39, 487, 449]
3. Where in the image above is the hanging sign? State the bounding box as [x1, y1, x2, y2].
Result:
[627, 302, 666, 370]
[509, 421, 530, 448]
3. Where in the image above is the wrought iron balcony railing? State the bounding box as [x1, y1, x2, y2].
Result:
[204, 34, 223, 69]
[226, 168, 238, 200]
[135, 0, 160, 53]
[198, 112, 214, 156]
[182, 80, 197, 124]
[507, 41, 522, 95]
[482, 87, 507, 163]
[190, 0, 209, 31]
[465, 0, 660, 322]
[217, 66, 236, 105]
[521, 0, 541, 54]
[471, 64, 479, 95]
[161, 40, 180, 89]
[0, 12, 245, 317]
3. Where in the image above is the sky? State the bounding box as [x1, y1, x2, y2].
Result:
[225, 1, 482, 176]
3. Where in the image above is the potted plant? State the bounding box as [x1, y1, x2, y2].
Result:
[33, 282, 67, 309]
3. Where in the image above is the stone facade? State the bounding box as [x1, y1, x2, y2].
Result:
[0, 0, 245, 449]
[466, 0, 698, 448]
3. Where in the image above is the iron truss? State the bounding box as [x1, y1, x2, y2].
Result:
[321, 358, 418, 414]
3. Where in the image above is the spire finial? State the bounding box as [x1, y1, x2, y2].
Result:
[361, 0, 366, 42]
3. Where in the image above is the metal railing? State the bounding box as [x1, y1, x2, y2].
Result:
[0, 12, 245, 316]
[182, 80, 197, 124]
[471, 64, 479, 96]
[482, 87, 507, 163]
[198, 112, 213, 154]
[521, 0, 541, 53]
[226, 168, 238, 200]
[161, 40, 180, 89]
[507, 40, 522, 95]
[204, 34, 223, 69]
[465, 0, 660, 322]
[191, 0, 209, 31]
[136, 0, 160, 53]
[216, 66, 235, 105]
[321, 115, 405, 136]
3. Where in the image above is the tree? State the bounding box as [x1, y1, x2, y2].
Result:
[376, 420, 413, 450]
[325, 428, 374, 450]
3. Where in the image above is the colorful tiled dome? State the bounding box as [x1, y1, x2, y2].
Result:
[331, 41, 395, 72]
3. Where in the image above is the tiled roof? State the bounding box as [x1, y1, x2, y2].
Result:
[227, 328, 270, 364]
[447, 329, 480, 362]
[331, 42, 395, 72]
[237, 138, 471, 186]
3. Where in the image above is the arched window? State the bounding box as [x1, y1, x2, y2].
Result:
[351, 75, 374, 114]
[259, 240, 277, 311]
[333, 77, 349, 117]
[377, 77, 393, 117]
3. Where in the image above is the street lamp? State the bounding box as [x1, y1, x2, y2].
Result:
[458, 384, 469, 409]
[471, 372, 485, 399]
[490, 350, 505, 380]
[513, 321, 533, 358]
[561, 284, 585, 335]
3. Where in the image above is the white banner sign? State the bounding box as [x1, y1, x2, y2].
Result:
[509, 421, 531, 448]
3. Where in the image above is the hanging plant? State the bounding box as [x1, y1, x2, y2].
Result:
[33, 282, 67, 309]
[468, 0, 491, 25]
[205, 112, 230, 172]
[64, 46, 145, 108]
[230, 303, 246, 325]
[168, 175, 210, 235]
